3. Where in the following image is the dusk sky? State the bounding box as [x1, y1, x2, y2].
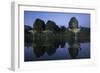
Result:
[24, 11, 90, 28]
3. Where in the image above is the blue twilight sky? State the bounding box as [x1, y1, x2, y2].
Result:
[24, 11, 90, 28]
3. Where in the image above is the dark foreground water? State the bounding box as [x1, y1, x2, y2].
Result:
[24, 28, 90, 62]
[24, 42, 90, 61]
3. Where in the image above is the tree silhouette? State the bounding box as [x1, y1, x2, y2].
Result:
[69, 17, 79, 29]
[60, 26, 66, 32]
[33, 18, 45, 32]
[46, 20, 60, 33]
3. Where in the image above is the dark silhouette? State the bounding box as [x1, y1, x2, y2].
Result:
[24, 25, 33, 47]
[68, 39, 81, 59]
[46, 20, 60, 33]
[68, 17, 79, 29]
[60, 26, 67, 32]
[33, 18, 45, 32]
[78, 27, 90, 42]
[24, 17, 90, 61]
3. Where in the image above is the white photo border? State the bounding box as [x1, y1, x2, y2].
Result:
[11, 2, 97, 71]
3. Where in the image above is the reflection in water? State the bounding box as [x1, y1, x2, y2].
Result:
[32, 32, 60, 58]
[68, 40, 81, 59]
[24, 31, 90, 61]
[24, 18, 90, 61]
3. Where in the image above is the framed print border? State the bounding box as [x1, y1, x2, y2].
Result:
[11, 1, 97, 71]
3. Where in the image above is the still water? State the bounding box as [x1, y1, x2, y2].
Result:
[24, 42, 90, 61]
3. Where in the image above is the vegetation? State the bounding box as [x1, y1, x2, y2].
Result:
[24, 17, 90, 59]
[68, 17, 79, 29]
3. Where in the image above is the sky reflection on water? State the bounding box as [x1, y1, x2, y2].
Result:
[24, 42, 90, 61]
